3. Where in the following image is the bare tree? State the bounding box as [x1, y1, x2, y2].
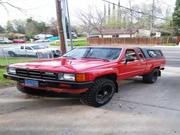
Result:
[78, 7, 106, 38]
[0, 0, 24, 13]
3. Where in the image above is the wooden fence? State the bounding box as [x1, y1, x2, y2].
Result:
[88, 37, 176, 46]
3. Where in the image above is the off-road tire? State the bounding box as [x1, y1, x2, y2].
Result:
[80, 78, 116, 107]
[143, 69, 159, 83]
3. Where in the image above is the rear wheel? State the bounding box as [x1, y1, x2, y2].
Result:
[8, 51, 16, 57]
[80, 78, 116, 107]
[143, 69, 159, 83]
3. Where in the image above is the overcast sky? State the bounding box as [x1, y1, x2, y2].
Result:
[0, 0, 176, 26]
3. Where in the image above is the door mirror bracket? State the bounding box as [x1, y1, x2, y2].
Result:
[122, 57, 135, 64]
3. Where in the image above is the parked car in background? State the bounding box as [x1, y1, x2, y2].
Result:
[0, 38, 13, 44]
[34, 34, 53, 40]
[35, 39, 50, 43]
[72, 32, 77, 38]
[5, 44, 61, 58]
[48, 36, 59, 41]
[13, 39, 26, 43]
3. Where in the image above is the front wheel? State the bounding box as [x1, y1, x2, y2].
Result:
[143, 69, 160, 83]
[80, 78, 116, 107]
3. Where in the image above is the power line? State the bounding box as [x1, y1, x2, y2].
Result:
[101, 0, 170, 21]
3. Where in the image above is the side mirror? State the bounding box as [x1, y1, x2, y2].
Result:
[122, 56, 135, 64]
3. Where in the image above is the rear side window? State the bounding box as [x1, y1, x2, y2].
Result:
[147, 50, 163, 58]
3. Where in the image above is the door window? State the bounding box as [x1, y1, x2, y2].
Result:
[125, 50, 139, 60]
[25, 46, 32, 50]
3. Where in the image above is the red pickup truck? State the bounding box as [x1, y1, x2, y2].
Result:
[4, 47, 166, 107]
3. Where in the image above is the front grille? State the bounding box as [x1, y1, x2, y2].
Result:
[16, 69, 57, 80]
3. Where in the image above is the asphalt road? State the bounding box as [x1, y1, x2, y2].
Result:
[0, 46, 180, 135]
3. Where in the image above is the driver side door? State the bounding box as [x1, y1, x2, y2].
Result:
[24, 46, 35, 56]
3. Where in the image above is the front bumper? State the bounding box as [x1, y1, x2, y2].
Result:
[3, 73, 94, 94]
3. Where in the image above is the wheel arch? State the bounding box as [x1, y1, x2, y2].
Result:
[95, 73, 118, 92]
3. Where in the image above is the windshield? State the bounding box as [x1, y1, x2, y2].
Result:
[31, 45, 48, 50]
[63, 47, 122, 60]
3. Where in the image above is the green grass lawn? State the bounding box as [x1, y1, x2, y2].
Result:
[0, 68, 15, 88]
[0, 57, 36, 67]
[162, 43, 177, 46]
[50, 38, 88, 47]
[0, 57, 36, 88]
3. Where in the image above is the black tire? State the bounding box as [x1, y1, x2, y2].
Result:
[143, 69, 159, 83]
[8, 51, 16, 57]
[80, 78, 116, 107]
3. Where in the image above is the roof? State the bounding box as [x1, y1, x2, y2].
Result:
[91, 29, 137, 35]
[8, 33, 26, 37]
[77, 46, 140, 50]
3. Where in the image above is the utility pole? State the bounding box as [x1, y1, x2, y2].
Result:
[65, 0, 73, 50]
[56, 0, 66, 55]
[151, 0, 155, 31]
[129, 0, 133, 38]
[104, 3, 107, 24]
[113, 3, 116, 21]
[118, 0, 121, 26]
[108, 3, 111, 23]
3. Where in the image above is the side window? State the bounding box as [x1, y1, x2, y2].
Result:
[136, 49, 144, 59]
[125, 50, 139, 60]
[154, 50, 163, 57]
[148, 50, 162, 58]
[21, 46, 24, 49]
[25, 46, 32, 50]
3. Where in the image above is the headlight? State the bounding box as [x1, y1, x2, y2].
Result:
[58, 73, 75, 81]
[8, 67, 16, 74]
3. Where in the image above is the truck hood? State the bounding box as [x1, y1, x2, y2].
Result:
[12, 58, 112, 73]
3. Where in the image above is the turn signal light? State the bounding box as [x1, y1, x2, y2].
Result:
[76, 73, 86, 82]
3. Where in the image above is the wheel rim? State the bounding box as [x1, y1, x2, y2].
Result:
[9, 52, 15, 57]
[96, 83, 114, 104]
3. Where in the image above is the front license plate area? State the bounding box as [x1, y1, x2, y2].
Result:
[25, 80, 39, 87]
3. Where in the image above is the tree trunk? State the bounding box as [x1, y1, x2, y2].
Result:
[56, 0, 66, 55]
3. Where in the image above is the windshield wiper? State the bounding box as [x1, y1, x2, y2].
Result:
[63, 56, 76, 59]
[82, 57, 109, 61]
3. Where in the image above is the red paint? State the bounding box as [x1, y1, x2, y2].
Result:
[13, 39, 26, 43]
[11, 47, 166, 94]
[19, 84, 89, 94]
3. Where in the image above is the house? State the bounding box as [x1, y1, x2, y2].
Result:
[90, 29, 137, 38]
[90, 28, 173, 38]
